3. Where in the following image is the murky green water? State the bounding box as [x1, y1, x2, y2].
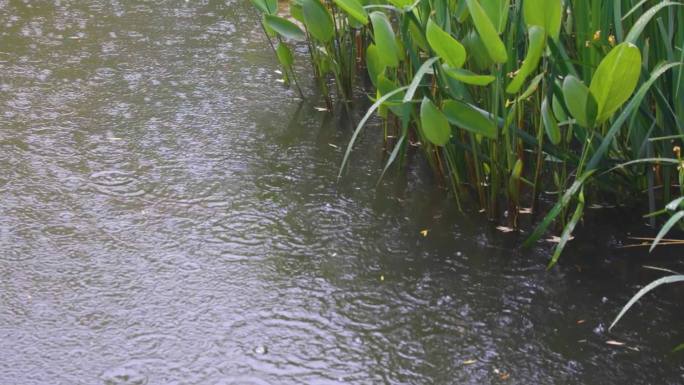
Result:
[1, 1, 683, 384]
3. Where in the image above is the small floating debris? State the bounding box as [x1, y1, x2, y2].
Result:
[254, 345, 268, 355]
[314, 106, 328, 112]
[606, 340, 626, 347]
[419, 229, 429, 237]
[463, 359, 477, 365]
[327, 143, 339, 149]
[545, 235, 574, 243]
[496, 226, 514, 233]
[493, 368, 510, 381]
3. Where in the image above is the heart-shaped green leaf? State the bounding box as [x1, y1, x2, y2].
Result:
[562, 75, 597, 128]
[333, 0, 368, 25]
[481, 0, 510, 34]
[302, 0, 334, 43]
[541, 98, 561, 145]
[276, 42, 294, 67]
[420, 98, 452, 146]
[251, 0, 278, 14]
[589, 42, 642, 124]
[465, 0, 508, 63]
[263, 15, 306, 41]
[426, 19, 467, 68]
[443, 99, 497, 139]
[523, 0, 562, 39]
[366, 44, 386, 88]
[370, 11, 400, 68]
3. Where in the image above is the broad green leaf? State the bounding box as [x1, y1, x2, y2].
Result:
[333, 0, 368, 25]
[378, 75, 410, 117]
[506, 26, 546, 94]
[481, 0, 510, 33]
[589, 42, 642, 124]
[462, 29, 493, 70]
[587, 62, 683, 170]
[420, 98, 452, 146]
[442, 99, 497, 139]
[365, 44, 386, 87]
[442, 66, 495, 86]
[302, 0, 334, 43]
[610, 274, 684, 331]
[408, 19, 429, 52]
[562, 75, 597, 128]
[290, 1, 304, 23]
[523, 0, 562, 39]
[370, 11, 400, 68]
[251, 0, 278, 14]
[276, 42, 294, 68]
[465, 0, 508, 63]
[541, 98, 561, 145]
[552, 94, 567, 122]
[426, 19, 467, 68]
[263, 15, 306, 41]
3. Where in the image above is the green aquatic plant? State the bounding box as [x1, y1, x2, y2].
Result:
[251, 0, 684, 266]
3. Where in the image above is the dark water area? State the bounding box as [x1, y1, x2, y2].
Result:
[1, 1, 683, 384]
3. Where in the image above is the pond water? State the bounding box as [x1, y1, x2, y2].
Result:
[1, 1, 683, 384]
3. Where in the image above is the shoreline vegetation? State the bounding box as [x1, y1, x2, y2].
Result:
[251, 0, 683, 267]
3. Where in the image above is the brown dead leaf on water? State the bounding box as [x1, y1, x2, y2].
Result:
[576, 319, 586, 324]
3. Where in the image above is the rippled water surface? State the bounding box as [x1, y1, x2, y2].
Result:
[1, 1, 683, 384]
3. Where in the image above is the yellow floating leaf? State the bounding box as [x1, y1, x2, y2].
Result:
[420, 229, 429, 237]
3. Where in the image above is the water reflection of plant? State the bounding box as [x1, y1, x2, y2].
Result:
[251, 0, 683, 266]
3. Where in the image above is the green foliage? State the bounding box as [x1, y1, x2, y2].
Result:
[426, 19, 467, 68]
[523, 0, 562, 39]
[251, 0, 684, 266]
[370, 12, 400, 68]
[466, 0, 508, 63]
[589, 43, 642, 124]
[420, 98, 452, 146]
[264, 15, 306, 41]
[301, 0, 334, 43]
